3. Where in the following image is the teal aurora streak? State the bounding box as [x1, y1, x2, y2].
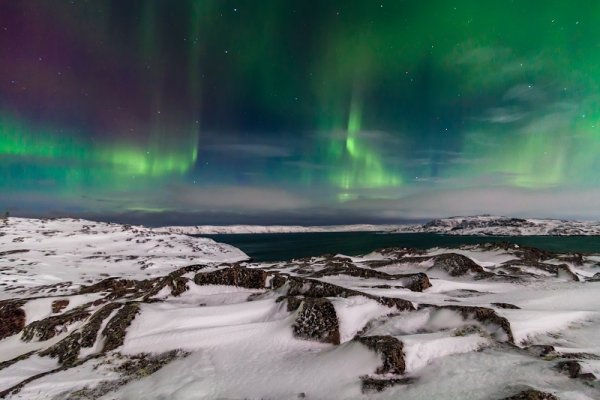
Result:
[1, 1, 599, 220]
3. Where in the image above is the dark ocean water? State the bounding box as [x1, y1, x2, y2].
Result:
[198, 232, 600, 262]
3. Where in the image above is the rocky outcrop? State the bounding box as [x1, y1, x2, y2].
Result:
[40, 332, 82, 366]
[361, 376, 414, 393]
[355, 335, 409, 393]
[309, 263, 431, 292]
[276, 276, 415, 312]
[194, 266, 268, 289]
[0, 299, 26, 339]
[80, 277, 159, 300]
[555, 360, 596, 380]
[21, 307, 90, 342]
[51, 299, 69, 313]
[355, 335, 405, 374]
[430, 253, 486, 276]
[501, 388, 559, 400]
[430, 305, 514, 343]
[102, 303, 140, 352]
[292, 298, 340, 345]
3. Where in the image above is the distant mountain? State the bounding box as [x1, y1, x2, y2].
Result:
[393, 215, 600, 236]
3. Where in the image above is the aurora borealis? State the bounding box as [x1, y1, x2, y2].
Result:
[2, 1, 600, 224]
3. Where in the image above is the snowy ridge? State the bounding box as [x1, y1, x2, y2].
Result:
[393, 215, 600, 236]
[157, 224, 401, 234]
[1, 218, 600, 399]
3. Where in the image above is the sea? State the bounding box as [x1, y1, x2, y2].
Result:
[198, 232, 600, 262]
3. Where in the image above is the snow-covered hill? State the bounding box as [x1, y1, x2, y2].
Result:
[394, 215, 600, 236]
[158, 224, 401, 235]
[1, 218, 600, 399]
[0, 218, 247, 300]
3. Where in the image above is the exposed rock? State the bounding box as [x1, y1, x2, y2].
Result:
[492, 302, 521, 309]
[555, 360, 582, 379]
[40, 332, 82, 366]
[501, 388, 559, 400]
[401, 272, 432, 292]
[280, 276, 415, 311]
[277, 295, 304, 312]
[51, 299, 70, 313]
[102, 303, 140, 352]
[81, 303, 122, 348]
[115, 350, 188, 379]
[194, 266, 268, 289]
[0, 351, 36, 372]
[361, 376, 415, 393]
[0, 299, 26, 340]
[524, 345, 555, 358]
[39, 303, 124, 366]
[556, 352, 600, 360]
[166, 276, 190, 297]
[309, 262, 432, 293]
[292, 298, 340, 345]
[22, 307, 90, 342]
[430, 253, 485, 276]
[55, 351, 189, 400]
[0, 249, 30, 257]
[433, 305, 514, 343]
[79, 277, 158, 300]
[501, 260, 578, 281]
[355, 335, 405, 374]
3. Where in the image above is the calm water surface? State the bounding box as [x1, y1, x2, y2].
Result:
[199, 232, 600, 262]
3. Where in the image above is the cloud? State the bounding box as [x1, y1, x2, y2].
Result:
[339, 186, 600, 220]
[202, 143, 292, 158]
[5, 183, 600, 224]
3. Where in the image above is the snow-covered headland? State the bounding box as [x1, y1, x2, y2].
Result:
[393, 215, 600, 236]
[1, 217, 600, 399]
[157, 224, 402, 235]
[159, 215, 600, 236]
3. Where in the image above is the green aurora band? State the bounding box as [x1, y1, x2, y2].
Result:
[2, 0, 600, 217]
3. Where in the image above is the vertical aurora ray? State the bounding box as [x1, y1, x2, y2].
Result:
[2, 0, 600, 219]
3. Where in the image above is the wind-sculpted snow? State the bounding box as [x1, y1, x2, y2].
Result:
[1, 219, 600, 399]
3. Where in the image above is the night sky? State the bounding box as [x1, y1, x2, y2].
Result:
[2, 1, 600, 225]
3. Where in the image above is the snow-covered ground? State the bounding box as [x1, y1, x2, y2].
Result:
[1, 218, 600, 399]
[0, 218, 247, 300]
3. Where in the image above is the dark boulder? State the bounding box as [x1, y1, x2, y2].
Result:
[355, 335, 405, 374]
[431, 253, 485, 276]
[292, 298, 340, 345]
[401, 272, 432, 292]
